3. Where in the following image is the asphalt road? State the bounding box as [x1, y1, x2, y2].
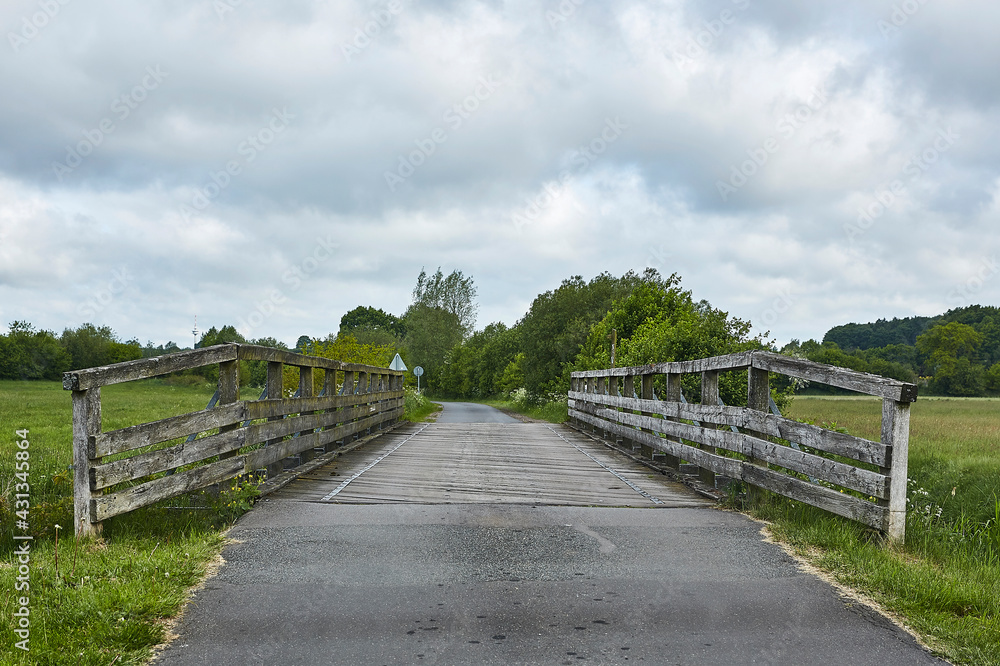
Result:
[434, 401, 521, 424]
[153, 403, 944, 666]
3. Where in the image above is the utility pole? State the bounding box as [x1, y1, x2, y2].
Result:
[192, 315, 199, 349]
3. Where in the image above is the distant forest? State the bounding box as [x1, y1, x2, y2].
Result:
[786, 305, 1000, 396]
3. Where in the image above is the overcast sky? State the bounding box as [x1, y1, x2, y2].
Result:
[2, 0, 997, 350]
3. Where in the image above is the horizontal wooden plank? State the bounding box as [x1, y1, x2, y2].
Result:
[92, 428, 246, 490]
[569, 391, 888, 465]
[570, 350, 918, 402]
[572, 352, 754, 379]
[741, 465, 887, 530]
[751, 352, 918, 402]
[244, 401, 402, 444]
[245, 409, 401, 470]
[64, 344, 238, 390]
[569, 409, 743, 478]
[570, 409, 887, 529]
[94, 402, 247, 458]
[92, 456, 246, 522]
[596, 408, 888, 498]
[236, 345, 404, 376]
[245, 393, 403, 420]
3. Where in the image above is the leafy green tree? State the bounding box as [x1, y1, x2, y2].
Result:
[340, 306, 407, 339]
[518, 270, 652, 395]
[403, 304, 463, 392]
[985, 362, 1000, 394]
[575, 280, 765, 405]
[437, 322, 520, 398]
[60, 323, 140, 371]
[3, 322, 71, 380]
[403, 268, 478, 391]
[199, 325, 247, 348]
[916, 321, 983, 363]
[929, 355, 985, 396]
[411, 267, 478, 336]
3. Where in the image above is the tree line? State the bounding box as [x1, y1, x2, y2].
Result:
[5, 269, 997, 399]
[786, 305, 1000, 396]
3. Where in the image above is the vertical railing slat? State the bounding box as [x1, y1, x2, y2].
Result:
[73, 387, 101, 538]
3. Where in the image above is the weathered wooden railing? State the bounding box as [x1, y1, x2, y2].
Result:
[64, 344, 405, 537]
[568, 351, 917, 541]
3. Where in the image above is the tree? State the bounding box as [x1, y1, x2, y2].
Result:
[403, 268, 478, 391]
[2, 322, 71, 380]
[340, 306, 406, 339]
[411, 267, 478, 336]
[198, 325, 247, 348]
[403, 304, 463, 392]
[916, 321, 983, 363]
[518, 269, 653, 395]
[60, 323, 141, 371]
[574, 278, 766, 405]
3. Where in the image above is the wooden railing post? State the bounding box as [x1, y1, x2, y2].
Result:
[882, 398, 911, 543]
[608, 375, 622, 445]
[323, 369, 338, 451]
[265, 361, 284, 478]
[747, 366, 769, 501]
[218, 360, 239, 462]
[298, 366, 315, 462]
[661, 373, 682, 469]
[594, 376, 608, 439]
[621, 374, 635, 449]
[700, 370, 719, 488]
[72, 388, 101, 538]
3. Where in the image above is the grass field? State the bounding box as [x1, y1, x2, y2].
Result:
[765, 396, 1000, 665]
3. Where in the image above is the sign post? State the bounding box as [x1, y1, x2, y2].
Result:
[414, 366, 424, 393]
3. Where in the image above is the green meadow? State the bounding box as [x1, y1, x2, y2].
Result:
[760, 396, 1000, 665]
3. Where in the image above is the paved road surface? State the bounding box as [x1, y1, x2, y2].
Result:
[434, 401, 521, 423]
[153, 403, 943, 665]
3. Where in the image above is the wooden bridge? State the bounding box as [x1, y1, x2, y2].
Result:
[65, 344, 917, 541]
[63, 346, 940, 664]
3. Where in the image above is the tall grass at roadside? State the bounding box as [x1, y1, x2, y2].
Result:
[753, 396, 1000, 666]
[483, 389, 568, 424]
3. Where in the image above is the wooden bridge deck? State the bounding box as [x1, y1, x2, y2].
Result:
[270, 421, 709, 507]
